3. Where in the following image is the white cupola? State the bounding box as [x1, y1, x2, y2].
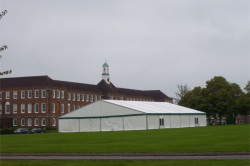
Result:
[102, 62, 110, 84]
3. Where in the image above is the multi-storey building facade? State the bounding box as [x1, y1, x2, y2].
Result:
[0, 62, 172, 128]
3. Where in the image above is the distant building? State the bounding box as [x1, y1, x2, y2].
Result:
[235, 115, 250, 124]
[0, 62, 172, 128]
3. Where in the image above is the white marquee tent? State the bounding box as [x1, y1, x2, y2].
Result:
[58, 100, 207, 132]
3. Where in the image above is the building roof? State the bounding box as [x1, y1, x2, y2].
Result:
[59, 100, 205, 119]
[0, 75, 171, 101]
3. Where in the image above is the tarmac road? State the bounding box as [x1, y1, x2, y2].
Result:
[1, 152, 249, 160]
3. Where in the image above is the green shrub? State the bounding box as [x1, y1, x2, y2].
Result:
[0, 127, 18, 135]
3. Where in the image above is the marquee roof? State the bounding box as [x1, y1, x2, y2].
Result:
[59, 100, 205, 119]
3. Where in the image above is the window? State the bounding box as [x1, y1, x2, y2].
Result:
[6, 91, 10, 99]
[57, 90, 60, 98]
[42, 90, 46, 98]
[42, 118, 46, 126]
[195, 117, 199, 126]
[159, 118, 164, 126]
[81, 94, 84, 101]
[110, 96, 113, 100]
[21, 118, 25, 126]
[86, 94, 89, 102]
[28, 90, 32, 98]
[41, 103, 46, 113]
[21, 104, 25, 113]
[67, 103, 70, 113]
[90, 95, 93, 102]
[0, 104, 2, 114]
[52, 118, 56, 126]
[68, 93, 71, 100]
[35, 103, 39, 113]
[77, 93, 80, 101]
[13, 118, 17, 126]
[61, 91, 64, 99]
[53, 90, 55, 98]
[52, 103, 55, 113]
[28, 104, 32, 113]
[99, 95, 102, 100]
[13, 104, 17, 114]
[72, 105, 75, 111]
[72, 93, 75, 101]
[61, 104, 64, 113]
[120, 97, 123, 100]
[21, 90, 25, 99]
[0, 91, 2, 99]
[28, 118, 32, 126]
[95, 95, 97, 101]
[35, 90, 39, 98]
[13, 91, 18, 99]
[35, 118, 39, 126]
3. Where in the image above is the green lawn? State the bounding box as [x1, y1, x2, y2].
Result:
[0, 124, 249, 153]
[1, 160, 249, 166]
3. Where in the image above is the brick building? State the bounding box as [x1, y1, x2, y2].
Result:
[0, 62, 172, 128]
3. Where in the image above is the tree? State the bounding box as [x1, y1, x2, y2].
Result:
[175, 84, 189, 104]
[244, 81, 250, 93]
[177, 76, 245, 124]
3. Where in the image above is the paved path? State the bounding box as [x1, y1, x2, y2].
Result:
[1, 152, 249, 160]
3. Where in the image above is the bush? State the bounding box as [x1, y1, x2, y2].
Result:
[0, 127, 17, 135]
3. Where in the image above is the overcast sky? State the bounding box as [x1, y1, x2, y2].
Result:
[0, 0, 249, 98]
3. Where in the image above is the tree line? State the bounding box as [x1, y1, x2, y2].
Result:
[176, 76, 250, 124]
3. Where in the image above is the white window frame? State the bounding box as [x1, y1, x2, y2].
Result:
[35, 118, 39, 126]
[53, 90, 55, 98]
[72, 93, 75, 101]
[61, 91, 64, 99]
[13, 104, 17, 114]
[35, 90, 39, 98]
[86, 94, 89, 102]
[42, 118, 46, 126]
[42, 90, 46, 98]
[52, 118, 56, 126]
[52, 103, 56, 113]
[41, 103, 46, 113]
[77, 93, 80, 101]
[21, 118, 25, 126]
[13, 91, 18, 99]
[57, 90, 60, 98]
[28, 103, 32, 113]
[21, 104, 25, 113]
[21, 90, 25, 99]
[28, 118, 32, 126]
[13, 118, 17, 126]
[35, 103, 39, 113]
[28, 90, 32, 98]
[61, 104, 64, 113]
[81, 94, 84, 101]
[6, 91, 10, 99]
[68, 93, 71, 100]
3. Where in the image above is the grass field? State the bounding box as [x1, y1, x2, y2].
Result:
[0, 124, 249, 153]
[1, 160, 249, 166]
